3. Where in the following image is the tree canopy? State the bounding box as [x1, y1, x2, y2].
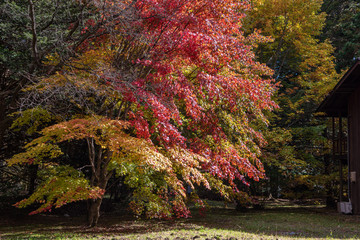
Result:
[243, 0, 339, 200]
[5, 0, 277, 226]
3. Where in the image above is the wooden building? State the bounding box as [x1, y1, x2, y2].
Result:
[318, 59, 360, 214]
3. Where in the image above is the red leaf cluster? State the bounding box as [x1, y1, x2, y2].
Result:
[92, 0, 277, 186]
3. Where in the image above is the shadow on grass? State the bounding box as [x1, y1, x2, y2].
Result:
[1, 204, 360, 239]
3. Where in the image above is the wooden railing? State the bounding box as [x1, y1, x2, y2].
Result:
[331, 116, 347, 160]
[333, 137, 347, 156]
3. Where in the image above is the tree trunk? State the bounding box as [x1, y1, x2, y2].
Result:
[28, 164, 38, 195]
[88, 198, 103, 227]
[86, 139, 113, 227]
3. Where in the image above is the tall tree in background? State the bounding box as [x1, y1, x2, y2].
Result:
[322, 0, 360, 71]
[244, 0, 339, 200]
[0, 0, 112, 196]
[8, 0, 277, 226]
[0, 0, 98, 153]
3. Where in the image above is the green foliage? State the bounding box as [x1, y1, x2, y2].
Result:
[0, 0, 30, 73]
[10, 107, 56, 135]
[322, 0, 360, 71]
[9, 142, 62, 166]
[244, 0, 339, 199]
[7, 116, 207, 218]
[14, 165, 104, 215]
[0, 0, 92, 75]
[0, 0, 98, 201]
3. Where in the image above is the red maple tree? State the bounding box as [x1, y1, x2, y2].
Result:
[8, 0, 277, 226]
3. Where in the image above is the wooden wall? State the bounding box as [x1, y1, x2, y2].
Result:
[348, 86, 360, 214]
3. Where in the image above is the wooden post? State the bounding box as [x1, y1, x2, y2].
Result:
[339, 116, 343, 202]
[347, 114, 351, 202]
[331, 117, 336, 158]
[332, 117, 336, 157]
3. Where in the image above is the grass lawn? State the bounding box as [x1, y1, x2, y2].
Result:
[1, 201, 360, 239]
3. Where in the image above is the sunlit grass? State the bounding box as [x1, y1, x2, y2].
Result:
[1, 202, 360, 239]
[2, 227, 360, 240]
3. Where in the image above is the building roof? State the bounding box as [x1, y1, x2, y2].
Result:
[317, 59, 360, 117]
